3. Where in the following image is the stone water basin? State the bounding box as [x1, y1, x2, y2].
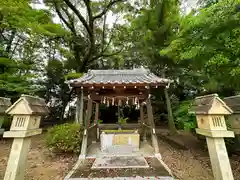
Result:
[100, 129, 140, 153]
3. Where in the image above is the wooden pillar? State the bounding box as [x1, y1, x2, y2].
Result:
[140, 104, 147, 141]
[94, 103, 100, 141]
[75, 94, 80, 123]
[79, 98, 92, 159]
[164, 87, 177, 134]
[146, 98, 160, 156]
[79, 90, 84, 125]
[75, 90, 84, 125]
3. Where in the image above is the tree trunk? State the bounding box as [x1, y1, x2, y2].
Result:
[164, 87, 177, 135]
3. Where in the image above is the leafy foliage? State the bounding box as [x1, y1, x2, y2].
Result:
[0, 0, 66, 100]
[161, 0, 240, 94]
[173, 100, 197, 131]
[64, 72, 83, 81]
[118, 117, 128, 125]
[45, 123, 83, 153]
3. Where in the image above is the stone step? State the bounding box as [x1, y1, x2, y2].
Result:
[103, 145, 137, 154]
[91, 156, 149, 169]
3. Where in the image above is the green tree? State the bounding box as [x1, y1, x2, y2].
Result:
[0, 0, 66, 100]
[161, 0, 240, 96]
[115, 0, 180, 133]
[45, 0, 130, 73]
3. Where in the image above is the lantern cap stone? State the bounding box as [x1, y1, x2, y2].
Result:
[189, 94, 233, 115]
[223, 95, 240, 114]
[5, 94, 49, 115]
[0, 97, 11, 114]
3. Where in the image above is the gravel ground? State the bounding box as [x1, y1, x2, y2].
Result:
[0, 134, 76, 180]
[158, 137, 240, 180]
[0, 133, 239, 180]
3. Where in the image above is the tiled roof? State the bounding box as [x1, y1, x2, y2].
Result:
[189, 94, 232, 114]
[22, 95, 49, 115]
[70, 68, 171, 87]
[190, 94, 216, 114]
[0, 97, 11, 114]
[6, 95, 49, 115]
[223, 95, 240, 113]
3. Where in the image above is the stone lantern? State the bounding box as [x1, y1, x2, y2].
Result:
[3, 94, 49, 180]
[224, 95, 240, 153]
[224, 95, 240, 134]
[0, 97, 11, 135]
[190, 94, 234, 180]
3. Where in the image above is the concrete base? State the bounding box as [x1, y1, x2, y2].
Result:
[4, 137, 31, 180]
[206, 137, 234, 180]
[86, 141, 155, 158]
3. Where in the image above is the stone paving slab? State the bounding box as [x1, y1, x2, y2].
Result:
[104, 145, 137, 153]
[92, 156, 149, 169]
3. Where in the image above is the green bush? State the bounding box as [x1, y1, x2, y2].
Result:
[173, 100, 197, 131]
[45, 123, 83, 153]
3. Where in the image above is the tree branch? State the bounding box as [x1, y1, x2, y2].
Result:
[55, 5, 76, 34]
[90, 48, 123, 63]
[61, 7, 77, 35]
[101, 11, 107, 53]
[83, 0, 93, 23]
[102, 15, 120, 53]
[63, 0, 92, 36]
[93, 0, 125, 20]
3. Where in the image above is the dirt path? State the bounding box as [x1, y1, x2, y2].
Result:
[0, 134, 77, 180]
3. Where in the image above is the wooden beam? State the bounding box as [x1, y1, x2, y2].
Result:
[94, 103, 99, 123]
[79, 99, 92, 159]
[94, 103, 100, 141]
[75, 94, 80, 123]
[140, 105, 147, 141]
[90, 93, 148, 101]
[87, 99, 93, 127]
[146, 98, 160, 155]
[79, 90, 84, 125]
[164, 87, 177, 135]
[71, 83, 167, 89]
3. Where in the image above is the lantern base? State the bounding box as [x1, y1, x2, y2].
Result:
[196, 128, 234, 138]
[3, 129, 42, 138]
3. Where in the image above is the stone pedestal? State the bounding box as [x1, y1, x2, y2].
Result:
[206, 137, 234, 180]
[4, 138, 31, 180]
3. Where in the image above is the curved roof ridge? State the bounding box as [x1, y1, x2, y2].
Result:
[69, 68, 171, 87]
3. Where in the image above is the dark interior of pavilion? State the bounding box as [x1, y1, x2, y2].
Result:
[99, 105, 140, 123]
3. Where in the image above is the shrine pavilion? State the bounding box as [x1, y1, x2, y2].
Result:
[68, 67, 173, 159]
